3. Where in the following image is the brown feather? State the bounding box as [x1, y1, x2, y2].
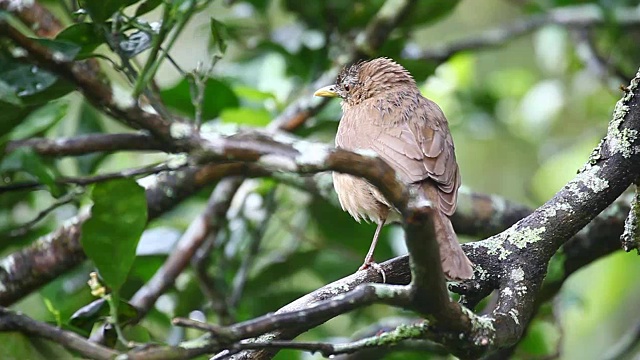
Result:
[330, 57, 472, 280]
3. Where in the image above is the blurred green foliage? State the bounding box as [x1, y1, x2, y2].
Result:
[2, 0, 640, 359]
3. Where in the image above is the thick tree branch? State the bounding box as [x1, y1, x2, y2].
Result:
[0, 0, 421, 311]
[5, 90, 638, 353]
[402, 204, 468, 329]
[0, 213, 88, 306]
[204, 188, 630, 360]
[5, 133, 170, 157]
[356, 0, 417, 56]
[0, 0, 62, 37]
[3, 3, 639, 359]
[0, 21, 178, 148]
[208, 323, 434, 359]
[177, 68, 640, 359]
[0, 163, 261, 306]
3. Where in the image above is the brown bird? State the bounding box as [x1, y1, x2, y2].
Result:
[314, 57, 473, 280]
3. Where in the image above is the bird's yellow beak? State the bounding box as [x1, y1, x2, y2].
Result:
[314, 85, 339, 98]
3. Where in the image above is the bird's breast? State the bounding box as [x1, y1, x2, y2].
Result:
[332, 172, 400, 224]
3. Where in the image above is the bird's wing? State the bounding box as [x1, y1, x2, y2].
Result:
[336, 95, 461, 215]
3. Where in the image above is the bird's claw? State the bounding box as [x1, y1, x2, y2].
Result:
[359, 261, 386, 283]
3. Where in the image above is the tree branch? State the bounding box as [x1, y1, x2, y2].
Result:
[0, 163, 260, 306]
[182, 68, 640, 359]
[0, 163, 184, 193]
[0, 1, 62, 37]
[3, 3, 638, 359]
[0, 213, 88, 306]
[5, 133, 170, 157]
[129, 177, 243, 319]
[0, 21, 178, 148]
[0, 307, 117, 360]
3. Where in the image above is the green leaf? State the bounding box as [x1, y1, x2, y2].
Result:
[35, 39, 81, 60]
[0, 55, 56, 98]
[123, 325, 151, 343]
[0, 50, 74, 106]
[81, 179, 147, 293]
[80, 0, 139, 23]
[69, 298, 139, 333]
[233, 85, 276, 103]
[161, 78, 239, 119]
[518, 320, 557, 356]
[220, 107, 271, 127]
[0, 79, 22, 106]
[7, 101, 68, 141]
[135, 0, 163, 16]
[56, 23, 105, 59]
[0, 148, 61, 196]
[209, 17, 228, 54]
[0, 103, 32, 135]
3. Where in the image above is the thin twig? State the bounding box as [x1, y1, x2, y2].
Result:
[571, 28, 628, 85]
[172, 317, 234, 342]
[0, 307, 118, 360]
[189, 58, 219, 130]
[0, 163, 184, 193]
[8, 189, 81, 237]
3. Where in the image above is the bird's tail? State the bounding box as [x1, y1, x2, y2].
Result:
[432, 211, 474, 280]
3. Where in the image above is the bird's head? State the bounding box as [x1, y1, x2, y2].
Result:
[314, 57, 415, 106]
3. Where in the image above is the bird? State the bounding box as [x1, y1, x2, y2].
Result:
[313, 57, 473, 280]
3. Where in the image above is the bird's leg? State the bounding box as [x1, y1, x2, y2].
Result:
[361, 219, 385, 267]
[358, 219, 387, 282]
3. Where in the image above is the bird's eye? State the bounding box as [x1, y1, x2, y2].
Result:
[344, 84, 350, 91]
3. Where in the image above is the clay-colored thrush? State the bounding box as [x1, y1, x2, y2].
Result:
[314, 57, 473, 280]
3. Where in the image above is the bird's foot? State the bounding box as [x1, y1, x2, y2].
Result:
[358, 261, 386, 283]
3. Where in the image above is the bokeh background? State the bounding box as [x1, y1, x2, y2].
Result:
[4, 0, 640, 359]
